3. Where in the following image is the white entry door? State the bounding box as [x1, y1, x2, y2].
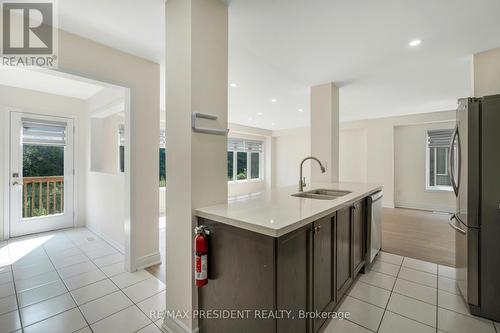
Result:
[9, 112, 75, 237]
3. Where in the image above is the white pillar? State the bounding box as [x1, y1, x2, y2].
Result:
[310, 82, 340, 182]
[164, 0, 228, 332]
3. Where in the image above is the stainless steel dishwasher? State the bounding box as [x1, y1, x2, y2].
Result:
[367, 191, 383, 264]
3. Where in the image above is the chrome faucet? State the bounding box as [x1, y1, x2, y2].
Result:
[299, 156, 326, 192]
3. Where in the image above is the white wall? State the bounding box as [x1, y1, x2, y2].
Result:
[272, 127, 311, 188]
[228, 123, 272, 196]
[269, 111, 457, 212]
[165, 0, 228, 330]
[85, 172, 125, 251]
[339, 128, 367, 183]
[339, 111, 456, 208]
[473, 47, 500, 96]
[0, 85, 88, 240]
[89, 114, 123, 174]
[394, 121, 456, 212]
[59, 30, 160, 270]
[86, 102, 126, 250]
[311, 83, 339, 182]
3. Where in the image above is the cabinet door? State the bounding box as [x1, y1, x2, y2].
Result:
[277, 226, 309, 333]
[336, 207, 353, 299]
[352, 200, 366, 277]
[313, 215, 336, 332]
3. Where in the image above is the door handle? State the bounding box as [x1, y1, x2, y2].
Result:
[448, 125, 461, 196]
[448, 214, 466, 235]
[12, 181, 23, 186]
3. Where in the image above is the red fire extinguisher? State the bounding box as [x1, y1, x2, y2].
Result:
[194, 226, 209, 287]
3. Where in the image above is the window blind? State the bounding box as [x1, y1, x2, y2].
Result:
[118, 124, 125, 146]
[160, 129, 166, 148]
[227, 138, 263, 153]
[119, 126, 166, 148]
[427, 129, 453, 148]
[22, 118, 67, 146]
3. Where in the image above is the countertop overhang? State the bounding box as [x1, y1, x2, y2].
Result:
[195, 182, 383, 237]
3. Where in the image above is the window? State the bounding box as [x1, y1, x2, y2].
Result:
[227, 152, 234, 181]
[119, 126, 167, 188]
[159, 129, 166, 187]
[426, 129, 454, 191]
[227, 138, 263, 182]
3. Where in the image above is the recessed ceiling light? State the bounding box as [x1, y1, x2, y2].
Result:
[298, 108, 304, 112]
[248, 117, 253, 121]
[408, 39, 422, 47]
[229, 83, 237, 87]
[257, 112, 263, 116]
[271, 122, 275, 126]
[271, 98, 277, 103]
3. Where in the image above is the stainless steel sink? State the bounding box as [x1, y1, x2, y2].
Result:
[292, 189, 352, 200]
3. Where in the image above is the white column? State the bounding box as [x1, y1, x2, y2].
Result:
[164, 0, 228, 332]
[310, 82, 340, 182]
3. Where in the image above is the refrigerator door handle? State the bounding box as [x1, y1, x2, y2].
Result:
[449, 214, 466, 234]
[449, 125, 461, 196]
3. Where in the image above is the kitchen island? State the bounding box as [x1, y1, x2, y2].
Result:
[195, 182, 382, 333]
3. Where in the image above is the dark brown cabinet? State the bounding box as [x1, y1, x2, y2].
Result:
[277, 225, 309, 333]
[336, 206, 353, 299]
[312, 215, 336, 332]
[352, 199, 366, 277]
[198, 196, 371, 333]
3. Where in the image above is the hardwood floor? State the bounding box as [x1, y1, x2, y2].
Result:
[381, 207, 455, 267]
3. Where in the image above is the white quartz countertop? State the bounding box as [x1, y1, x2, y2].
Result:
[195, 182, 383, 237]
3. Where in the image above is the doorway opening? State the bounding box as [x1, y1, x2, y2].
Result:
[9, 113, 74, 237]
[1, 66, 136, 269]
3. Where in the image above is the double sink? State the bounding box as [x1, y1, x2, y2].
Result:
[292, 189, 351, 200]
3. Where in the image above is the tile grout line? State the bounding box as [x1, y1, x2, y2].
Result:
[57, 229, 147, 331]
[68, 232, 132, 332]
[375, 257, 403, 332]
[40, 238, 94, 333]
[4, 228, 163, 332]
[3, 234, 85, 332]
[341, 255, 402, 332]
[436, 265, 439, 333]
[391, 274, 437, 289]
[383, 309, 437, 331]
[77, 233, 156, 333]
[8, 263, 23, 332]
[383, 260, 440, 330]
[346, 294, 387, 311]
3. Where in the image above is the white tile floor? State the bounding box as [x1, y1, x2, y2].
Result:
[1, 228, 499, 333]
[325, 251, 499, 333]
[0, 228, 166, 333]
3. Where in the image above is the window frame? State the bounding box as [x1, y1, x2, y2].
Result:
[227, 138, 264, 183]
[425, 129, 454, 192]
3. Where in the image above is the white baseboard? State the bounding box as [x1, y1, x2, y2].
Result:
[85, 224, 125, 253]
[395, 201, 455, 213]
[162, 318, 199, 333]
[382, 201, 395, 209]
[135, 251, 162, 270]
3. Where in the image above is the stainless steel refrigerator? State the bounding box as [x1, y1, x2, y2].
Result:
[449, 95, 500, 321]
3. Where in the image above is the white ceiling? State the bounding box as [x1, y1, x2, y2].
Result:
[228, 0, 500, 129]
[0, 67, 105, 99]
[58, 0, 165, 64]
[41, 1, 500, 129]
